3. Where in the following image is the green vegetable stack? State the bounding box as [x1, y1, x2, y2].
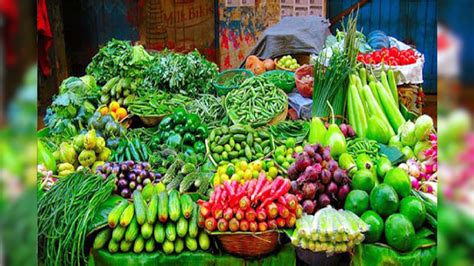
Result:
[53, 129, 111, 176]
[290, 206, 368, 254]
[128, 90, 190, 117]
[99, 77, 138, 108]
[151, 108, 208, 161]
[208, 124, 275, 165]
[94, 189, 211, 254]
[225, 76, 287, 126]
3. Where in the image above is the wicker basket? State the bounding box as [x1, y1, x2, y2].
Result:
[213, 231, 280, 258]
[138, 114, 165, 127]
[274, 54, 310, 72]
[295, 64, 314, 98]
[213, 69, 254, 96]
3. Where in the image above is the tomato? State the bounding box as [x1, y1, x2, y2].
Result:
[399, 56, 409, 65]
[408, 55, 417, 64]
[387, 56, 396, 65]
[365, 54, 374, 64]
[357, 54, 365, 62]
[373, 54, 382, 64]
[389, 47, 399, 58]
[381, 49, 390, 58]
[405, 49, 415, 56]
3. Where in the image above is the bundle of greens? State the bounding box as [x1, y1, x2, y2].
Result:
[38, 171, 115, 266]
[312, 11, 360, 119]
[86, 39, 153, 85]
[44, 76, 99, 138]
[140, 50, 218, 97]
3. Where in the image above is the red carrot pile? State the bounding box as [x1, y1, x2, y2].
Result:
[197, 174, 302, 233]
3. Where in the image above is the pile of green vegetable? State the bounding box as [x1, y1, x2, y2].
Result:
[38, 172, 115, 265]
[44, 76, 99, 138]
[160, 158, 213, 194]
[269, 120, 310, 145]
[140, 50, 218, 97]
[99, 77, 138, 107]
[185, 94, 227, 129]
[225, 76, 287, 126]
[128, 89, 190, 117]
[93, 188, 210, 254]
[86, 39, 152, 85]
[150, 108, 208, 161]
[53, 129, 111, 176]
[208, 124, 275, 165]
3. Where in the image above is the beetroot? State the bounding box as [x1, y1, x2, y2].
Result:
[318, 194, 331, 207]
[347, 125, 356, 137]
[302, 200, 316, 214]
[327, 160, 339, 172]
[304, 165, 321, 182]
[332, 168, 345, 184]
[304, 145, 316, 157]
[287, 164, 299, 180]
[313, 153, 322, 163]
[320, 169, 331, 184]
[302, 182, 317, 199]
[339, 123, 348, 136]
[337, 184, 350, 201]
[327, 182, 338, 194]
[295, 155, 312, 172]
[322, 147, 332, 161]
[290, 180, 298, 193]
[296, 173, 309, 186]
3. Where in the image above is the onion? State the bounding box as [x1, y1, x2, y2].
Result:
[327, 182, 338, 194]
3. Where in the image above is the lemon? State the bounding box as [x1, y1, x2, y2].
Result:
[231, 174, 240, 181]
[213, 175, 221, 186]
[252, 170, 259, 179]
[282, 161, 290, 169]
[268, 167, 278, 178]
[276, 155, 285, 165]
[221, 174, 229, 182]
[252, 160, 263, 171]
[218, 166, 226, 175]
[244, 169, 253, 180]
[239, 161, 248, 171]
[294, 146, 303, 153]
[236, 169, 244, 179]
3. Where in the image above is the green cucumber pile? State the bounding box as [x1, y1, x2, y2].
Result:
[225, 76, 287, 126]
[207, 124, 274, 165]
[93, 188, 210, 254]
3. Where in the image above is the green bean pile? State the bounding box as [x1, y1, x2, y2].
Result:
[269, 120, 310, 145]
[347, 138, 381, 161]
[38, 172, 115, 266]
[226, 76, 287, 126]
[128, 89, 190, 116]
[185, 94, 226, 128]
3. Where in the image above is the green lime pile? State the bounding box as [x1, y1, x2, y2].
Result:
[272, 137, 303, 170]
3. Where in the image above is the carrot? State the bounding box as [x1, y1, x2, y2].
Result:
[270, 176, 284, 195]
[284, 194, 298, 211]
[239, 196, 250, 210]
[245, 208, 257, 222]
[249, 221, 258, 232]
[235, 209, 244, 221]
[217, 218, 228, 232]
[266, 203, 278, 219]
[277, 195, 287, 206]
[239, 220, 249, 231]
[224, 181, 235, 198]
[223, 207, 233, 221]
[256, 208, 267, 222]
[205, 217, 217, 231]
[286, 213, 296, 227]
[276, 217, 286, 228]
[268, 219, 278, 230]
[276, 203, 289, 218]
[251, 174, 267, 201]
[258, 222, 268, 232]
[255, 183, 272, 202]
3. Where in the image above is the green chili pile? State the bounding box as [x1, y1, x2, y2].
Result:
[226, 76, 287, 126]
[38, 171, 115, 266]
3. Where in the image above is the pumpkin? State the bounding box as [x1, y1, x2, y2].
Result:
[263, 59, 275, 71]
[245, 55, 266, 75]
[245, 55, 259, 69]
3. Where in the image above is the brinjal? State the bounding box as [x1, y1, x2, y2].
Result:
[128, 173, 136, 181]
[129, 181, 137, 189]
[121, 188, 131, 198]
[117, 178, 128, 189]
[136, 184, 143, 191]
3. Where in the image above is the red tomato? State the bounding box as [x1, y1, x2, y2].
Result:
[365, 54, 373, 64]
[389, 47, 399, 58]
[399, 56, 409, 65]
[381, 49, 390, 58]
[387, 56, 396, 65]
[357, 54, 364, 62]
[373, 54, 382, 64]
[405, 49, 415, 56]
[408, 55, 417, 64]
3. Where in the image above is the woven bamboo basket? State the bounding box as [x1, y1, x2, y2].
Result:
[213, 231, 280, 258]
[138, 114, 166, 127]
[274, 54, 310, 72]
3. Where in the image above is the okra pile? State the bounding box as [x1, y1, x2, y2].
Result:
[93, 187, 211, 254]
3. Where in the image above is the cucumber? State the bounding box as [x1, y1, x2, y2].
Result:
[162, 239, 174, 254]
[176, 216, 189, 238]
[153, 222, 166, 243]
[145, 238, 155, 252]
[198, 231, 210, 250]
[141, 223, 153, 239]
[120, 204, 135, 227]
[147, 193, 159, 224]
[133, 190, 147, 225]
[175, 238, 185, 254]
[165, 222, 177, 241]
[188, 204, 199, 238]
[108, 239, 119, 253]
[158, 191, 169, 223]
[229, 125, 246, 134]
[108, 200, 128, 228]
[133, 236, 145, 253]
[155, 182, 166, 194]
[168, 190, 181, 222]
[185, 235, 198, 251]
[120, 240, 133, 252]
[142, 183, 155, 202]
[93, 228, 111, 250]
[125, 217, 139, 242]
[112, 225, 126, 242]
[180, 194, 194, 219]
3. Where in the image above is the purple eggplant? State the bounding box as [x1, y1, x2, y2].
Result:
[129, 181, 137, 189]
[128, 173, 136, 181]
[136, 184, 143, 191]
[143, 178, 151, 185]
[121, 188, 131, 198]
[117, 178, 128, 189]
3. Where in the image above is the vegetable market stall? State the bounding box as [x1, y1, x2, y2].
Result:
[37, 10, 437, 266]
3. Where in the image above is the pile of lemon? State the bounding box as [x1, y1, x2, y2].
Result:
[213, 159, 280, 186]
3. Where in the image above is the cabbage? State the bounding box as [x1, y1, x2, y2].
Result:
[414, 115, 433, 141]
[399, 121, 416, 147]
[79, 75, 97, 92]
